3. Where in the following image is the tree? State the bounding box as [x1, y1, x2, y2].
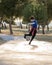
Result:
[23, 0, 37, 22]
[35, 3, 48, 34]
[0, 0, 17, 34]
[38, 0, 52, 21]
[0, 18, 1, 33]
[47, 0, 52, 19]
[0, 0, 29, 34]
[23, 4, 34, 22]
[15, 0, 29, 17]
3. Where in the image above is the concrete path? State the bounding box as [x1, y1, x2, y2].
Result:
[0, 40, 52, 65]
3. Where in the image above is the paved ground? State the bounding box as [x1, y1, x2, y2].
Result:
[0, 52, 52, 65]
[35, 34, 52, 42]
[0, 40, 52, 65]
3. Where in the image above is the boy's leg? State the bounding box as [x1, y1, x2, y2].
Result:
[29, 30, 37, 45]
[29, 35, 35, 45]
[24, 33, 31, 39]
[24, 28, 33, 39]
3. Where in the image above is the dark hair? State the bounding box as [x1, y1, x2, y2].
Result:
[30, 16, 35, 19]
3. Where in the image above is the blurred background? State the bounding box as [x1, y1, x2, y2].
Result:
[0, 0, 52, 42]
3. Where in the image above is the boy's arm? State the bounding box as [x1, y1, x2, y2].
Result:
[28, 22, 34, 26]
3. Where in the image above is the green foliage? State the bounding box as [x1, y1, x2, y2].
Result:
[23, 4, 34, 22]
[15, 0, 29, 17]
[38, 0, 52, 19]
[0, 0, 29, 17]
[35, 4, 48, 25]
[23, 3, 48, 25]
[1, 0, 17, 17]
[48, 4, 52, 19]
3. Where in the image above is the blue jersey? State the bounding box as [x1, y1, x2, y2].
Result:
[31, 20, 37, 28]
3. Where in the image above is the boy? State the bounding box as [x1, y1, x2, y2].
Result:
[24, 16, 38, 45]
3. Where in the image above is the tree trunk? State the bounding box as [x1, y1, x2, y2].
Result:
[42, 26, 45, 34]
[9, 17, 13, 34]
[0, 24, 2, 33]
[0, 29, 1, 33]
[47, 25, 49, 31]
[38, 25, 40, 30]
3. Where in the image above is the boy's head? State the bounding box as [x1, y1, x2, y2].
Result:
[30, 16, 35, 22]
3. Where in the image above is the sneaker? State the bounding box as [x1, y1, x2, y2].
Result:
[29, 42, 31, 45]
[24, 34, 26, 39]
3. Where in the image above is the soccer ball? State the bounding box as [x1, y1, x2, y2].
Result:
[26, 36, 30, 41]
